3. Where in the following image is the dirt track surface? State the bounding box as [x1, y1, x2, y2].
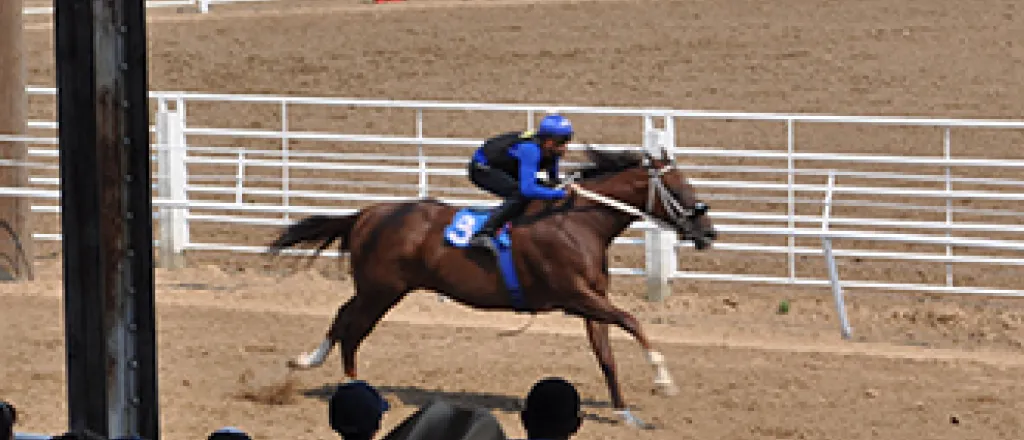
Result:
[7, 0, 1024, 439]
[4, 263, 1024, 440]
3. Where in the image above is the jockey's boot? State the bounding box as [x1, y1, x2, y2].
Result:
[469, 198, 525, 255]
[468, 232, 499, 255]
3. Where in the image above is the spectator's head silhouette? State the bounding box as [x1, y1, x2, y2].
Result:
[519, 377, 582, 440]
[0, 401, 15, 440]
[207, 427, 252, 440]
[329, 380, 390, 440]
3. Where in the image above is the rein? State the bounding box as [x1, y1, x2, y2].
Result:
[564, 183, 647, 218]
[560, 157, 704, 229]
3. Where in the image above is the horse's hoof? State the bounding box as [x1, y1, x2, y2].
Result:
[286, 355, 316, 370]
[614, 409, 655, 430]
[654, 381, 679, 396]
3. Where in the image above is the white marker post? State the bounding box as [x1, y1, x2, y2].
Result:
[821, 170, 852, 339]
[642, 116, 677, 302]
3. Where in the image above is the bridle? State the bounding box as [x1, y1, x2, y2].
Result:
[643, 156, 708, 226]
[562, 151, 708, 230]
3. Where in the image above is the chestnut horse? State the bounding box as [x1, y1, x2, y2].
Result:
[267, 145, 717, 427]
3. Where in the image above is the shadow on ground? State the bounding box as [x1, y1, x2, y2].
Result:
[301, 383, 636, 427]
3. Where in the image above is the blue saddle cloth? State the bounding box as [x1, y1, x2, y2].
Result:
[443, 208, 525, 311]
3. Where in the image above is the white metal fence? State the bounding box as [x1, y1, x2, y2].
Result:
[5, 86, 1024, 337]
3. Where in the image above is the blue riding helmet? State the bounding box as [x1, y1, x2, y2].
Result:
[537, 114, 574, 138]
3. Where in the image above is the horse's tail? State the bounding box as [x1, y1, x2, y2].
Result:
[267, 212, 362, 259]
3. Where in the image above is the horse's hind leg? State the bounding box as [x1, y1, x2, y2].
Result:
[288, 300, 353, 370]
[336, 286, 407, 379]
[288, 339, 333, 370]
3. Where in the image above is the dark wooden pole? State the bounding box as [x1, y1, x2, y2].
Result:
[0, 0, 34, 281]
[55, 0, 158, 438]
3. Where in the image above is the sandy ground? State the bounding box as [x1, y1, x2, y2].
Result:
[3, 262, 1024, 440]
[5, 0, 1024, 439]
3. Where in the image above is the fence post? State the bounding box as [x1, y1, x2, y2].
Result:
[943, 127, 953, 288]
[643, 119, 677, 302]
[821, 170, 852, 339]
[416, 108, 427, 198]
[235, 150, 246, 204]
[156, 106, 187, 269]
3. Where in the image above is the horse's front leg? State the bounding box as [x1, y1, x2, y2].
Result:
[575, 294, 679, 397]
[585, 319, 643, 428]
[585, 319, 624, 404]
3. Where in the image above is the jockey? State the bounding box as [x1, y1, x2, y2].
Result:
[466, 113, 575, 253]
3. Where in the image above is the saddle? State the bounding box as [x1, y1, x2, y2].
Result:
[443, 207, 513, 250]
[442, 207, 524, 311]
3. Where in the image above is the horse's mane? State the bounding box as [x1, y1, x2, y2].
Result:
[572, 145, 646, 181]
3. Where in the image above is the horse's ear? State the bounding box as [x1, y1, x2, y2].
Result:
[661, 146, 678, 165]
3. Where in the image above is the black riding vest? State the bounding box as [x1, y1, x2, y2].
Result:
[479, 131, 557, 178]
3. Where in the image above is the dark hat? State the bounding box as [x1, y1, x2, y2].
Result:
[520, 377, 582, 438]
[523, 377, 580, 418]
[329, 380, 390, 438]
[207, 427, 252, 440]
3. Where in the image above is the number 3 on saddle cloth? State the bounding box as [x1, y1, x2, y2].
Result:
[442, 207, 528, 312]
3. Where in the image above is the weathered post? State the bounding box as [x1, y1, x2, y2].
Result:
[56, 0, 159, 438]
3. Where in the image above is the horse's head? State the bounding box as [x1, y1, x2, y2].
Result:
[575, 145, 718, 250]
[638, 148, 717, 250]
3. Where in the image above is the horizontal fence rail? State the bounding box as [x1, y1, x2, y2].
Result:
[6, 86, 1024, 336]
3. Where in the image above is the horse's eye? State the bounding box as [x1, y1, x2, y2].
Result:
[693, 202, 708, 215]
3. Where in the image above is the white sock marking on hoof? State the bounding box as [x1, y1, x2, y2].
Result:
[288, 339, 333, 370]
[645, 350, 665, 364]
[645, 350, 677, 395]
